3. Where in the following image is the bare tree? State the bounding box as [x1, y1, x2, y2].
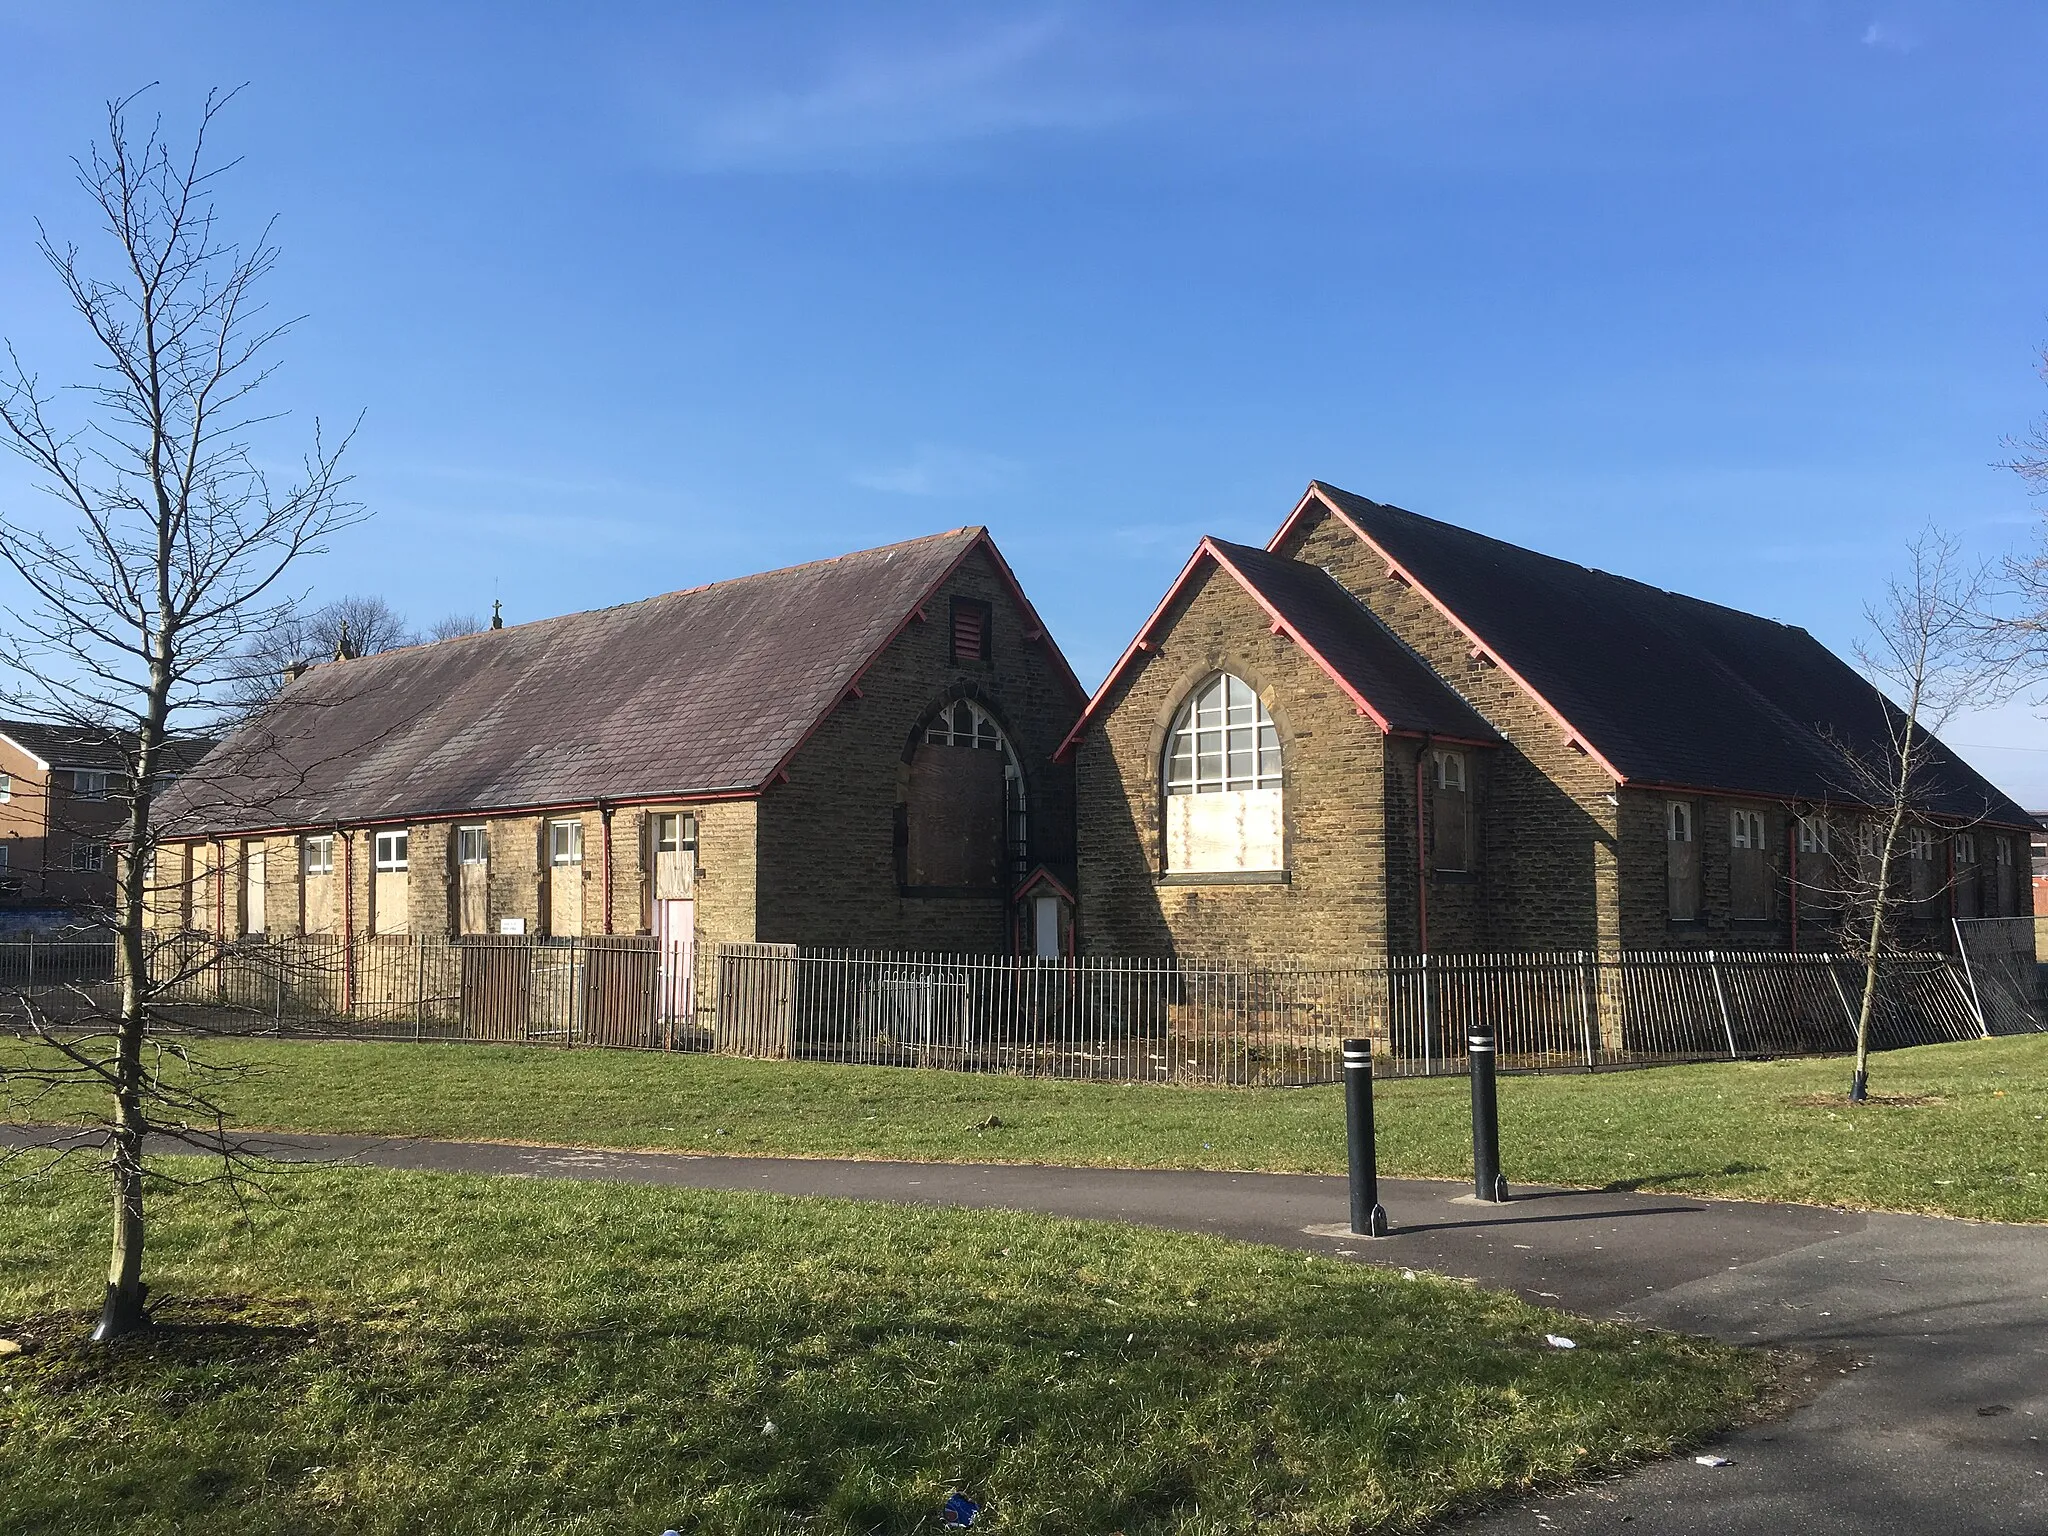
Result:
[1828, 530, 2004, 1101]
[424, 611, 482, 642]
[223, 592, 413, 715]
[0, 88, 360, 1339]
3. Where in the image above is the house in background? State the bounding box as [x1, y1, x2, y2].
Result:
[0, 722, 213, 923]
[151, 528, 1086, 963]
[1066, 481, 2037, 961]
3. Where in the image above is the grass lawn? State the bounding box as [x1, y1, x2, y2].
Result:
[4, 1032, 2044, 1221]
[0, 1161, 1767, 1536]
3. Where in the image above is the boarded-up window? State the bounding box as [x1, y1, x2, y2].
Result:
[373, 829, 409, 935]
[456, 824, 490, 935]
[1429, 749, 1471, 873]
[1908, 825, 1938, 902]
[1992, 835, 2014, 916]
[548, 819, 585, 936]
[302, 834, 336, 935]
[906, 744, 1006, 887]
[1667, 801, 1699, 920]
[244, 842, 266, 936]
[1954, 832, 1980, 918]
[1794, 815, 1834, 918]
[650, 811, 697, 901]
[950, 598, 991, 663]
[1730, 807, 1771, 921]
[1164, 674, 1284, 874]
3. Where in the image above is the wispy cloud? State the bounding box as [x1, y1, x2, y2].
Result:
[851, 445, 1020, 498]
[1861, 19, 1921, 54]
[673, 17, 1150, 172]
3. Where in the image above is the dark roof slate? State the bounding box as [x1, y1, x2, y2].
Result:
[1302, 483, 2035, 827]
[160, 529, 993, 835]
[0, 721, 215, 776]
[1207, 539, 1501, 744]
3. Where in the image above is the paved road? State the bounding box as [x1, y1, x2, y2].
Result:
[8, 1126, 2044, 1532]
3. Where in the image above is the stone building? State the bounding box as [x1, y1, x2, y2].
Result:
[152, 528, 1086, 960]
[1066, 481, 2037, 960]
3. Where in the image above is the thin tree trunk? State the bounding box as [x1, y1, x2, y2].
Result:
[1852, 698, 1920, 1104]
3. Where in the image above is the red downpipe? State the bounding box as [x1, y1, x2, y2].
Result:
[340, 831, 355, 1013]
[1415, 737, 1431, 954]
[600, 805, 614, 935]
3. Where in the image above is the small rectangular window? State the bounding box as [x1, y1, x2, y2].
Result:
[71, 770, 109, 800]
[71, 840, 107, 872]
[1667, 801, 1693, 843]
[0, 772, 11, 801]
[1996, 837, 2013, 867]
[1730, 808, 1766, 850]
[303, 834, 334, 875]
[653, 813, 699, 854]
[0, 844, 10, 868]
[374, 830, 409, 872]
[549, 819, 584, 866]
[1956, 833, 1976, 864]
[949, 598, 991, 664]
[1432, 749, 1466, 792]
[456, 826, 489, 865]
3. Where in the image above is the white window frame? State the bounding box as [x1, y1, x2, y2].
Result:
[303, 834, 335, 876]
[922, 699, 1028, 880]
[0, 772, 11, 802]
[0, 843, 11, 868]
[1956, 832, 1977, 864]
[1432, 748, 1466, 793]
[549, 819, 584, 866]
[1667, 801, 1693, 843]
[1797, 815, 1828, 856]
[1907, 825, 1936, 862]
[373, 830, 409, 872]
[1730, 808, 1766, 850]
[653, 812, 698, 855]
[71, 840, 107, 872]
[456, 825, 489, 866]
[1165, 674, 1283, 796]
[71, 769, 109, 801]
[1995, 836, 2014, 867]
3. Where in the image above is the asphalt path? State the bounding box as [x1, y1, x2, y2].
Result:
[6, 1125, 2043, 1532]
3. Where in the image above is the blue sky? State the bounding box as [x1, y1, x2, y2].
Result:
[3, 4, 2047, 793]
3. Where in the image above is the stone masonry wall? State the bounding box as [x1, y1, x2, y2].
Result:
[1279, 505, 1621, 951]
[756, 544, 1081, 952]
[1074, 560, 1392, 961]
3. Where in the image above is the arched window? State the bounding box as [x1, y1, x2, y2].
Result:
[1163, 674, 1283, 873]
[902, 698, 1027, 889]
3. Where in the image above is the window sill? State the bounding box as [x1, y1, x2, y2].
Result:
[1430, 870, 1479, 886]
[1158, 870, 1289, 887]
[1666, 918, 1706, 930]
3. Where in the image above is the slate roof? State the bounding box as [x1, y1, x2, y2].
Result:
[1059, 536, 1503, 758]
[0, 721, 215, 776]
[1205, 540, 1501, 744]
[161, 528, 1051, 835]
[1293, 483, 2035, 828]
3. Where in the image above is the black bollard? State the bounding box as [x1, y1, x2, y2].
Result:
[1468, 1024, 1509, 1203]
[1343, 1037, 1390, 1237]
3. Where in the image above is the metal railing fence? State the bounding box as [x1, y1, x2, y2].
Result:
[0, 930, 2030, 1085]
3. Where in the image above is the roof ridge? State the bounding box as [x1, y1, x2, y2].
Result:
[289, 527, 985, 679]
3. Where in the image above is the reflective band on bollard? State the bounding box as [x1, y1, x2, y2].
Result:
[1468, 1026, 1509, 1203]
[1343, 1036, 1390, 1237]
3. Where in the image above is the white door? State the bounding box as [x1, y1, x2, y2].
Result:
[654, 898, 695, 1024]
[1033, 895, 1061, 959]
[244, 845, 266, 935]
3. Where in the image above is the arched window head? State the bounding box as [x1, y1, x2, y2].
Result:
[904, 698, 1027, 889]
[1162, 674, 1283, 874]
[1166, 674, 1281, 796]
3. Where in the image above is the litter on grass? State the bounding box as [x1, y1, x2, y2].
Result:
[1545, 1335, 1576, 1350]
[942, 1492, 980, 1528]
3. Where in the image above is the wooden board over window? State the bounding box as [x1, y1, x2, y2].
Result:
[906, 743, 1005, 888]
[1730, 807, 1771, 921]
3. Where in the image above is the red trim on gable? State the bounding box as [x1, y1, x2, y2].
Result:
[1013, 866, 1076, 904]
[1270, 483, 1627, 787]
[1055, 537, 1502, 762]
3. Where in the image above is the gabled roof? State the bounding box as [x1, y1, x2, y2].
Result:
[1058, 536, 1501, 760]
[160, 528, 1082, 836]
[1277, 481, 2035, 829]
[0, 720, 215, 776]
